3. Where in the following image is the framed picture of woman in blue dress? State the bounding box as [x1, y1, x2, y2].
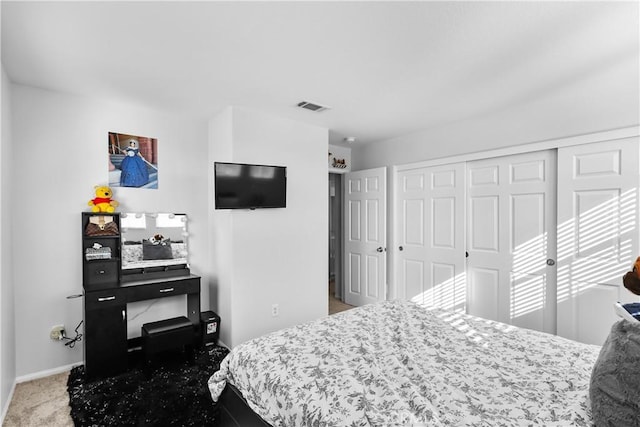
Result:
[108, 132, 158, 189]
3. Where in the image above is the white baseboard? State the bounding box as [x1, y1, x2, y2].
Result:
[15, 362, 81, 384]
[1, 381, 16, 425]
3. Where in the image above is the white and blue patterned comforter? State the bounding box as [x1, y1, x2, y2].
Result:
[209, 300, 600, 426]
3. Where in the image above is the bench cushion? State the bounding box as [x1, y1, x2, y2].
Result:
[142, 316, 195, 356]
[142, 316, 192, 335]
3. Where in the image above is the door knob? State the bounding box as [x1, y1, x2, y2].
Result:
[399, 246, 404, 251]
[376, 247, 384, 253]
[546, 259, 556, 266]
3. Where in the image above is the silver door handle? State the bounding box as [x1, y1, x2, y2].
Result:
[159, 288, 175, 293]
[97, 296, 115, 302]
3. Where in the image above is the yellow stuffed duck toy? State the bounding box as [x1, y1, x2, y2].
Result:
[88, 185, 119, 213]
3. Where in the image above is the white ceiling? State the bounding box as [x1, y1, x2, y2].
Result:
[2, 1, 638, 147]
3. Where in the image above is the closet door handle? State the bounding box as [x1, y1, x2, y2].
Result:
[159, 287, 175, 293]
[546, 259, 556, 266]
[97, 296, 115, 302]
[399, 246, 404, 251]
[376, 247, 384, 253]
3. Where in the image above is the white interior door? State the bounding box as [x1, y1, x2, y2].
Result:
[396, 163, 466, 311]
[344, 167, 387, 306]
[466, 150, 557, 334]
[556, 138, 640, 345]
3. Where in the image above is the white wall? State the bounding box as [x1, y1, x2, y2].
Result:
[207, 107, 234, 345]
[1, 65, 16, 418]
[353, 51, 639, 169]
[7, 85, 328, 376]
[10, 84, 209, 377]
[210, 107, 328, 348]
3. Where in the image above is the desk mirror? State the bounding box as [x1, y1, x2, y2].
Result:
[120, 213, 189, 273]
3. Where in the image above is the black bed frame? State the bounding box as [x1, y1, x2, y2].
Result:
[219, 383, 272, 427]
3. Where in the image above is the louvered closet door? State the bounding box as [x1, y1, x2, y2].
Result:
[396, 163, 466, 311]
[466, 150, 557, 334]
[556, 138, 640, 345]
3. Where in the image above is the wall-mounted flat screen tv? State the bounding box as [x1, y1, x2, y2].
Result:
[214, 162, 287, 209]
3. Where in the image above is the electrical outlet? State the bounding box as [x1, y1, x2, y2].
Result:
[271, 304, 279, 317]
[50, 325, 65, 341]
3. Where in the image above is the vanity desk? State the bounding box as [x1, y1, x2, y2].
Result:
[82, 212, 199, 379]
[84, 275, 201, 379]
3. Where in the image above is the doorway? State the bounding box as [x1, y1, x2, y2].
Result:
[328, 173, 353, 314]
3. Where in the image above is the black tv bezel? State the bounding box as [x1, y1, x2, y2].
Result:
[214, 161, 287, 210]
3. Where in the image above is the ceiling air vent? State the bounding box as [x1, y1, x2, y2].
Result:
[297, 101, 330, 112]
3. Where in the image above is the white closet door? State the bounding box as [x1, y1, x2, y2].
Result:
[556, 138, 640, 345]
[344, 167, 387, 306]
[467, 150, 557, 334]
[396, 163, 466, 311]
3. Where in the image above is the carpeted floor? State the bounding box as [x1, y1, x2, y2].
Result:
[67, 345, 229, 426]
[329, 280, 354, 315]
[3, 370, 74, 426]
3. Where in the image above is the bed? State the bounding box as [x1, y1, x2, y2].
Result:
[208, 300, 601, 426]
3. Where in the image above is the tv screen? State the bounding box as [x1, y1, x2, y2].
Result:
[214, 162, 287, 209]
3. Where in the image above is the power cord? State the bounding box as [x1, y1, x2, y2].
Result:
[62, 320, 83, 348]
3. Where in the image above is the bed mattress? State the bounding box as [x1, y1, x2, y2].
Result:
[209, 300, 600, 426]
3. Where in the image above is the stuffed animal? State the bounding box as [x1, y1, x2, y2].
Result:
[623, 256, 640, 295]
[149, 234, 166, 245]
[88, 185, 119, 213]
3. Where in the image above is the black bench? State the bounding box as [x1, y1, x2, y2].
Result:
[141, 316, 195, 371]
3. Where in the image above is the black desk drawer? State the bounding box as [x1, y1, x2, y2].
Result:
[85, 288, 125, 310]
[83, 260, 119, 286]
[126, 277, 199, 302]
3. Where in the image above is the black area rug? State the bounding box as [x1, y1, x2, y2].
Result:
[67, 345, 229, 426]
